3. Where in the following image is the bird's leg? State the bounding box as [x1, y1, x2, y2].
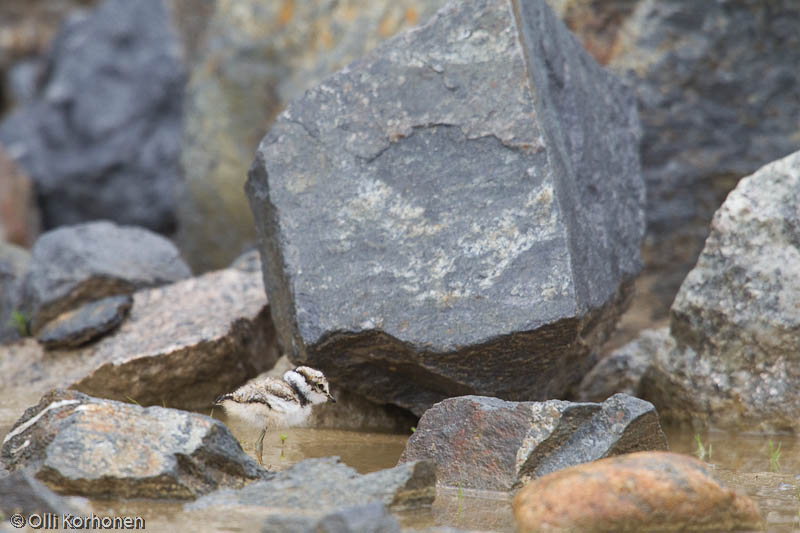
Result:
[255, 427, 266, 466]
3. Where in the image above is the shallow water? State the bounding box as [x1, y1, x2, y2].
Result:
[2, 407, 799, 532]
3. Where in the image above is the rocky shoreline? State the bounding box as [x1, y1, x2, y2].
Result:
[2, 0, 798, 531]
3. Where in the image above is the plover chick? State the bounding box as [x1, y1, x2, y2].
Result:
[215, 366, 335, 465]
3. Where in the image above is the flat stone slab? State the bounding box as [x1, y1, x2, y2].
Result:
[1, 390, 266, 499]
[188, 456, 435, 512]
[247, 0, 644, 416]
[36, 294, 132, 349]
[1, 266, 277, 412]
[259, 502, 401, 533]
[399, 394, 667, 491]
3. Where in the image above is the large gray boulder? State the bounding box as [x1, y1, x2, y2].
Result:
[641, 151, 800, 432]
[399, 394, 667, 491]
[1, 390, 266, 499]
[22, 221, 191, 333]
[0, 0, 186, 233]
[551, 0, 800, 317]
[247, 0, 644, 415]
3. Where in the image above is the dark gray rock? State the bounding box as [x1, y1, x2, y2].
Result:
[399, 393, 667, 491]
[35, 294, 132, 349]
[260, 502, 400, 533]
[642, 151, 800, 432]
[552, 0, 800, 317]
[247, 0, 644, 416]
[0, 241, 30, 343]
[0, 471, 86, 519]
[188, 457, 435, 512]
[36, 294, 133, 349]
[0, 0, 186, 233]
[22, 221, 191, 333]
[1, 389, 266, 499]
[2, 265, 277, 412]
[574, 328, 666, 402]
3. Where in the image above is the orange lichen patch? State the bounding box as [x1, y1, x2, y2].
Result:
[318, 25, 334, 50]
[405, 7, 419, 26]
[277, 0, 294, 26]
[513, 451, 763, 533]
[378, 12, 397, 38]
[389, 131, 408, 142]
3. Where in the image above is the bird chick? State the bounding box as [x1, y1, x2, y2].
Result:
[215, 366, 335, 465]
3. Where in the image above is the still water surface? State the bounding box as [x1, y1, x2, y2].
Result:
[1, 405, 798, 532]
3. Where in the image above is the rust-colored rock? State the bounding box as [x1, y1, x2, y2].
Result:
[0, 144, 40, 247]
[513, 451, 763, 533]
[399, 394, 666, 491]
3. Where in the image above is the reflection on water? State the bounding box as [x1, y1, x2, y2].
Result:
[2, 404, 799, 532]
[217, 412, 408, 474]
[665, 428, 800, 533]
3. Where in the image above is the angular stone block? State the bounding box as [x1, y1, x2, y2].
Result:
[399, 394, 667, 490]
[1, 390, 266, 499]
[643, 151, 800, 432]
[247, 0, 644, 415]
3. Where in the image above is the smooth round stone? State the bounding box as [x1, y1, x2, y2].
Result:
[513, 451, 763, 533]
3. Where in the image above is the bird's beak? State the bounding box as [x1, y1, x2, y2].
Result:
[327, 392, 336, 403]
